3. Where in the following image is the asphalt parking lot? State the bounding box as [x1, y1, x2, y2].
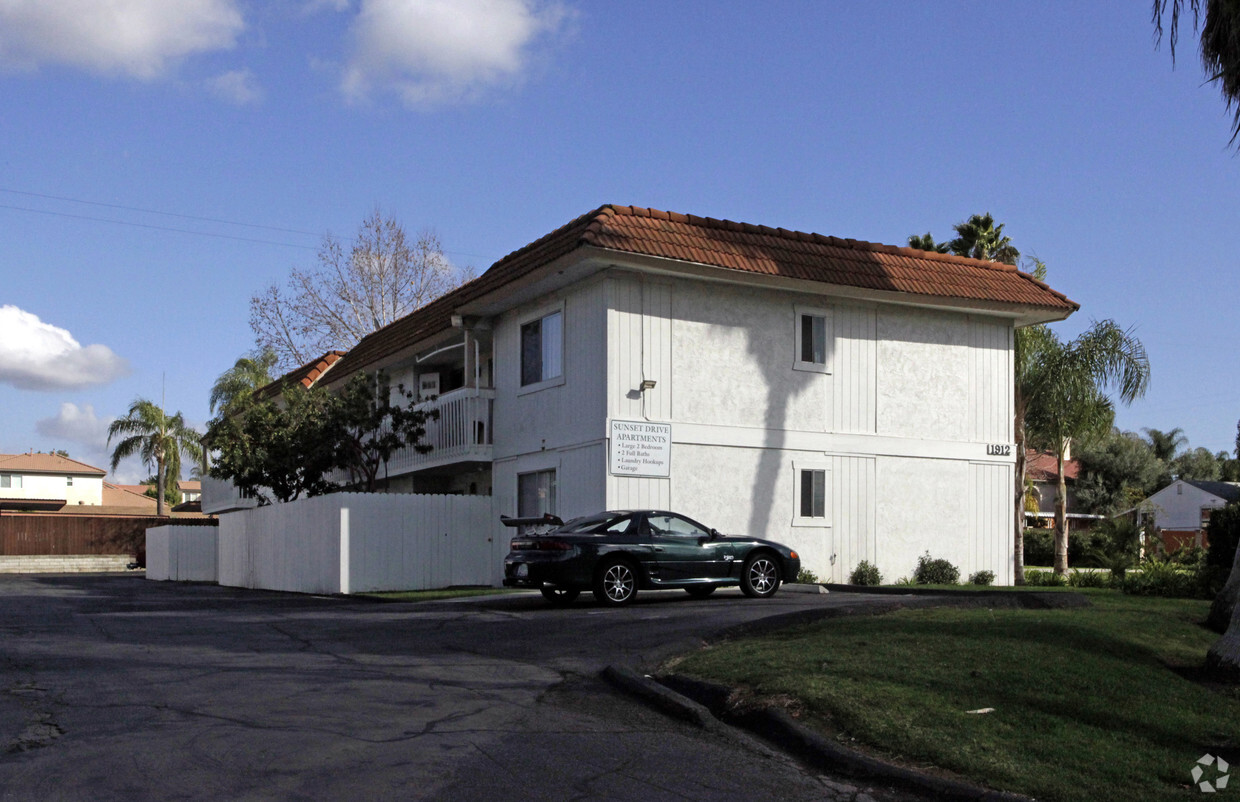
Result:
[0, 574, 925, 801]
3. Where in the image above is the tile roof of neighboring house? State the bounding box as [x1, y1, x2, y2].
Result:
[0, 453, 106, 476]
[331, 204, 1080, 378]
[102, 482, 158, 510]
[1185, 480, 1240, 503]
[1025, 450, 1080, 482]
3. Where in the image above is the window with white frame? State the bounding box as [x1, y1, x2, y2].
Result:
[66, 476, 73, 486]
[517, 469, 557, 517]
[794, 306, 830, 373]
[0, 474, 21, 489]
[520, 309, 563, 387]
[792, 462, 830, 526]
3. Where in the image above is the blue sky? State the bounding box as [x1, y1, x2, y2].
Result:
[1, 0, 1236, 482]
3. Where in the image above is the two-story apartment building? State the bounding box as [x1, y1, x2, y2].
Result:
[222, 205, 1075, 585]
[0, 452, 107, 510]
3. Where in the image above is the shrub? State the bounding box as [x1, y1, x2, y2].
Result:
[1023, 528, 1054, 566]
[796, 567, 821, 585]
[1121, 559, 1199, 598]
[1024, 569, 1067, 587]
[913, 552, 959, 585]
[1068, 569, 1108, 588]
[849, 560, 882, 586]
[968, 570, 995, 586]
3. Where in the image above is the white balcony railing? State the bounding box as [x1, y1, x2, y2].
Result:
[384, 387, 495, 475]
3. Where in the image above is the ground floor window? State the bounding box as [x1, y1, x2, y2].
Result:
[792, 463, 829, 526]
[518, 469, 557, 517]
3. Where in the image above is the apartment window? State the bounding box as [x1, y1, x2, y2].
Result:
[517, 469, 557, 517]
[794, 306, 830, 373]
[66, 476, 74, 486]
[0, 474, 20, 489]
[792, 463, 830, 526]
[520, 310, 563, 387]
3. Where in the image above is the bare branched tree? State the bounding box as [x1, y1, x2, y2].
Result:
[250, 210, 473, 370]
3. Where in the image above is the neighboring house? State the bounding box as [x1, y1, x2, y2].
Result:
[204, 204, 1077, 584]
[0, 452, 106, 510]
[1023, 448, 1101, 533]
[0, 453, 214, 573]
[1137, 479, 1240, 552]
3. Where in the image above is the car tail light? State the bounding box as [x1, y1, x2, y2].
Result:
[510, 539, 574, 551]
[789, 551, 799, 559]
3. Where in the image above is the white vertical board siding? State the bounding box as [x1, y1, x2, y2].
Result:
[829, 455, 877, 583]
[969, 318, 1014, 444]
[607, 475, 671, 510]
[832, 304, 877, 435]
[492, 279, 607, 459]
[145, 527, 172, 580]
[607, 275, 672, 422]
[969, 462, 1014, 585]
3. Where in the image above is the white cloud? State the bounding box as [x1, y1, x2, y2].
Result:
[35, 402, 112, 447]
[207, 68, 262, 104]
[340, 0, 569, 105]
[0, 306, 130, 391]
[0, 0, 245, 80]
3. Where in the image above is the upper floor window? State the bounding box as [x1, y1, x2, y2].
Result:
[521, 309, 563, 387]
[66, 476, 74, 486]
[0, 474, 21, 489]
[794, 306, 831, 373]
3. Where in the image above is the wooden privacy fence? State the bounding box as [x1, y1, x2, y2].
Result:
[0, 514, 216, 556]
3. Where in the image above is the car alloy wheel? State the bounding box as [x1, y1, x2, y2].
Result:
[741, 554, 781, 598]
[594, 560, 637, 605]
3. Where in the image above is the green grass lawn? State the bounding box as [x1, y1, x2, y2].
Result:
[669, 590, 1238, 801]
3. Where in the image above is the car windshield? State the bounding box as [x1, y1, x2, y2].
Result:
[554, 512, 632, 534]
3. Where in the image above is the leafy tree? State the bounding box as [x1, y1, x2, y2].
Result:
[209, 348, 279, 416]
[142, 476, 182, 507]
[1074, 428, 1164, 515]
[250, 210, 473, 371]
[1153, 0, 1240, 144]
[1172, 446, 1223, 481]
[1025, 322, 1151, 575]
[207, 372, 437, 504]
[107, 399, 202, 516]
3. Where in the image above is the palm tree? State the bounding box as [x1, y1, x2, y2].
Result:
[1025, 321, 1151, 576]
[907, 232, 949, 253]
[108, 399, 202, 516]
[1143, 427, 1188, 463]
[1154, 0, 1240, 145]
[947, 213, 1021, 264]
[209, 349, 278, 416]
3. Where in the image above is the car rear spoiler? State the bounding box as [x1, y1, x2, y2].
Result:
[499, 513, 565, 528]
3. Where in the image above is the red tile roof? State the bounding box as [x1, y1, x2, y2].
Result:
[0, 453, 106, 476]
[1025, 450, 1080, 482]
[256, 350, 346, 399]
[331, 204, 1079, 378]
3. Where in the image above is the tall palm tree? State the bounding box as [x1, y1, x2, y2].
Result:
[1154, 0, 1240, 145]
[1025, 322, 1151, 576]
[1143, 426, 1188, 463]
[108, 399, 202, 517]
[209, 349, 278, 416]
[907, 232, 949, 253]
[947, 213, 1021, 264]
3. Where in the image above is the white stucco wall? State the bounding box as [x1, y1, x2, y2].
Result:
[2, 473, 103, 506]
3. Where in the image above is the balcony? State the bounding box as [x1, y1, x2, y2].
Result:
[384, 387, 495, 476]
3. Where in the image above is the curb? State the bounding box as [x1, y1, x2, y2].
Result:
[781, 582, 830, 595]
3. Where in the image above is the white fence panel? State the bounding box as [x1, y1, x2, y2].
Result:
[146, 525, 219, 582]
[217, 493, 493, 594]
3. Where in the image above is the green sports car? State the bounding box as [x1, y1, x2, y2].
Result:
[502, 509, 801, 606]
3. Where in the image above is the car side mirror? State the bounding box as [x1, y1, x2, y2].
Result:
[709, 528, 720, 539]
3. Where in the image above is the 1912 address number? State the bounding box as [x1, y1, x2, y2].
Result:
[986, 444, 1012, 456]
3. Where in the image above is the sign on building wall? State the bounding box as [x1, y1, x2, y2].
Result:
[609, 420, 672, 478]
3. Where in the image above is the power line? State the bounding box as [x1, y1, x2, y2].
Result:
[0, 203, 317, 250]
[0, 187, 322, 237]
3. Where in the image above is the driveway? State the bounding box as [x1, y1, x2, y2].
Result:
[0, 575, 920, 801]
